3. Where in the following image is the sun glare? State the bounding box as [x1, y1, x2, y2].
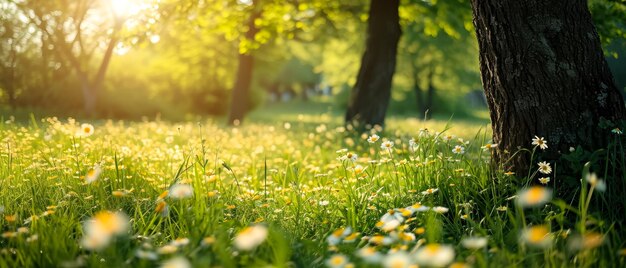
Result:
[110, 0, 144, 17]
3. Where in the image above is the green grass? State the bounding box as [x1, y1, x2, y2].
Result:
[0, 109, 624, 267]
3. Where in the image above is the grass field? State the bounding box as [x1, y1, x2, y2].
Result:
[0, 105, 624, 267]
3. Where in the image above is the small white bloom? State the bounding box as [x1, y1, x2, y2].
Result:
[169, 184, 193, 199]
[234, 225, 268, 251]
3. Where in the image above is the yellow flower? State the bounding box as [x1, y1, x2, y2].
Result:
[516, 186, 552, 208]
[521, 225, 552, 248]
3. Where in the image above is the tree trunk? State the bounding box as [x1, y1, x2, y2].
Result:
[470, 0, 626, 200]
[424, 67, 435, 120]
[345, 0, 401, 128]
[227, 2, 260, 125]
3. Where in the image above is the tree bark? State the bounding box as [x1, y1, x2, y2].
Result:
[345, 0, 401, 128]
[470, 0, 626, 197]
[227, 2, 260, 125]
[424, 67, 435, 120]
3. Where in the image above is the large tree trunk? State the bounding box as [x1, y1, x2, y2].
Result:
[471, 0, 626, 201]
[227, 2, 260, 125]
[345, 0, 401, 128]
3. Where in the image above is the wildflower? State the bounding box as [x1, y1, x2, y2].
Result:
[408, 138, 418, 152]
[4, 214, 17, 223]
[160, 256, 191, 268]
[26, 234, 38, 243]
[461, 236, 488, 249]
[155, 201, 169, 217]
[537, 161, 552, 174]
[379, 219, 401, 232]
[421, 188, 438, 195]
[319, 200, 330, 206]
[531, 136, 548, 150]
[414, 243, 455, 267]
[432, 206, 449, 214]
[381, 141, 394, 150]
[568, 232, 604, 251]
[504, 171, 515, 176]
[496, 206, 508, 212]
[449, 262, 471, 268]
[85, 165, 102, 184]
[169, 184, 193, 199]
[443, 134, 454, 142]
[516, 186, 552, 208]
[343, 232, 359, 243]
[326, 227, 351, 246]
[369, 235, 393, 245]
[80, 123, 95, 137]
[157, 190, 169, 201]
[157, 245, 178, 254]
[481, 143, 498, 151]
[234, 225, 268, 251]
[452, 145, 465, 154]
[538, 177, 550, 185]
[345, 152, 358, 162]
[17, 227, 28, 234]
[520, 225, 552, 248]
[170, 237, 190, 247]
[326, 254, 349, 268]
[382, 251, 412, 268]
[612, 128, 623, 135]
[586, 173, 606, 192]
[357, 246, 383, 264]
[81, 211, 130, 250]
[354, 165, 366, 175]
[136, 249, 158, 260]
[367, 134, 380, 143]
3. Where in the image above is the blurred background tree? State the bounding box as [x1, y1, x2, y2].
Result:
[0, 0, 623, 122]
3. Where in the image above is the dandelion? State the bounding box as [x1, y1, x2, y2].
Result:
[85, 164, 102, 184]
[169, 184, 193, 199]
[452, 145, 465, 154]
[414, 243, 455, 267]
[381, 141, 394, 150]
[586, 173, 606, 192]
[234, 225, 268, 251]
[80, 123, 95, 137]
[367, 134, 380, 143]
[538, 177, 550, 185]
[461, 236, 488, 249]
[160, 256, 191, 268]
[326, 254, 349, 268]
[382, 251, 412, 268]
[520, 225, 552, 248]
[531, 136, 548, 150]
[516, 186, 552, 207]
[537, 161, 552, 174]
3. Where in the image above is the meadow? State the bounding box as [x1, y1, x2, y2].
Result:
[0, 106, 624, 268]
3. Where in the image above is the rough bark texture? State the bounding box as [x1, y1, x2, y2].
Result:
[227, 4, 260, 125]
[345, 0, 401, 128]
[470, 0, 626, 198]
